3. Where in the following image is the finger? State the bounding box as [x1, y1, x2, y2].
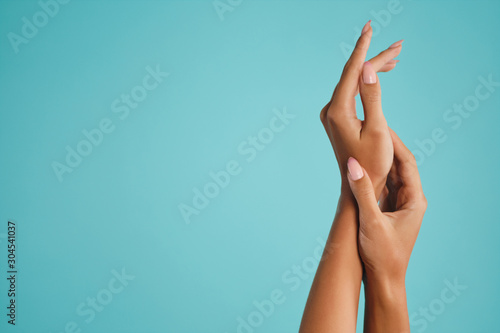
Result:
[354, 41, 404, 111]
[331, 20, 373, 114]
[337, 39, 403, 104]
[353, 59, 399, 97]
[377, 60, 399, 73]
[368, 40, 403, 72]
[389, 128, 424, 193]
[359, 61, 386, 128]
[347, 157, 381, 219]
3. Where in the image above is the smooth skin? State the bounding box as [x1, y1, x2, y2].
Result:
[299, 21, 426, 333]
[348, 129, 427, 333]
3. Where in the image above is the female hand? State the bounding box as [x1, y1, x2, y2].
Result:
[300, 21, 406, 333]
[347, 128, 427, 281]
[320, 21, 404, 195]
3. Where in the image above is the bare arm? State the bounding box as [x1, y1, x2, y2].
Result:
[299, 192, 361, 332]
[347, 129, 427, 333]
[363, 275, 410, 333]
[299, 20, 404, 332]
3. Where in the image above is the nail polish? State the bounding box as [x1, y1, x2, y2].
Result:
[361, 20, 371, 35]
[347, 157, 363, 181]
[362, 62, 377, 84]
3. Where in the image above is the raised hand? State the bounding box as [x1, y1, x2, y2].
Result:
[300, 20, 405, 333]
[320, 21, 403, 195]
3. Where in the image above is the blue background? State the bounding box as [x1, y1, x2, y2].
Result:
[0, 0, 499, 332]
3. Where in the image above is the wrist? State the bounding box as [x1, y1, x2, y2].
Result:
[341, 174, 386, 200]
[365, 266, 406, 286]
[364, 271, 406, 294]
[338, 184, 357, 211]
[364, 270, 407, 317]
[363, 273, 410, 333]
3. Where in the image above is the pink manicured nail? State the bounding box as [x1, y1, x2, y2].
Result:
[361, 20, 371, 35]
[362, 62, 377, 84]
[389, 39, 404, 48]
[347, 157, 364, 181]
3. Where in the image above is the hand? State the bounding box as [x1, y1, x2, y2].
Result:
[300, 21, 407, 333]
[346, 128, 427, 282]
[320, 21, 404, 194]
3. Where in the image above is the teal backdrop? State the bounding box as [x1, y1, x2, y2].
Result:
[0, 0, 499, 332]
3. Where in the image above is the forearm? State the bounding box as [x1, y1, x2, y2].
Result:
[363, 274, 410, 333]
[299, 192, 363, 332]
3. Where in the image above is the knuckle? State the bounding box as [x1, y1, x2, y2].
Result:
[326, 109, 346, 125]
[403, 150, 418, 166]
[320, 103, 334, 124]
[343, 59, 353, 72]
[362, 92, 381, 104]
[420, 194, 428, 210]
[367, 126, 387, 138]
[411, 193, 427, 211]
[319, 107, 327, 123]
[356, 186, 374, 199]
[354, 36, 369, 52]
[326, 111, 337, 123]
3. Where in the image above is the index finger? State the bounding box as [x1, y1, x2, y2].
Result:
[331, 20, 373, 112]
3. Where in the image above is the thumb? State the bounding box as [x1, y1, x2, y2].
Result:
[347, 157, 381, 218]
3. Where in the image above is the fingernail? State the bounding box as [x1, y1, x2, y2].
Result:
[361, 20, 371, 35]
[362, 62, 377, 84]
[389, 39, 404, 48]
[347, 157, 364, 181]
[388, 59, 400, 64]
